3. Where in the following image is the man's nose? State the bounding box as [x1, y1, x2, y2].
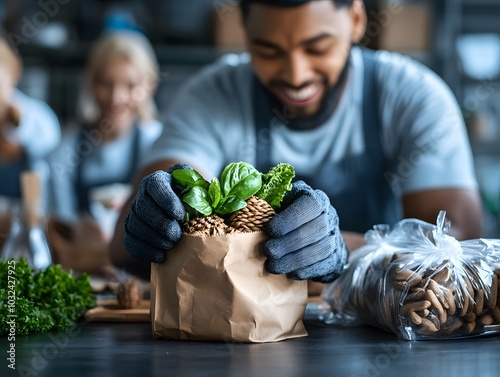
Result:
[281, 52, 314, 88]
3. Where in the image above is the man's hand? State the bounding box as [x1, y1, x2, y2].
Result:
[123, 164, 189, 263]
[264, 181, 348, 283]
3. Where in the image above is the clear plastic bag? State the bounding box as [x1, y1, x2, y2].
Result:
[322, 211, 500, 340]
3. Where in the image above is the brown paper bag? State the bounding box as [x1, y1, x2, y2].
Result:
[151, 232, 308, 343]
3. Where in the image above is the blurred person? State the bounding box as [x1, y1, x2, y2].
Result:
[0, 38, 61, 199]
[110, 0, 482, 286]
[0, 36, 60, 203]
[47, 31, 162, 274]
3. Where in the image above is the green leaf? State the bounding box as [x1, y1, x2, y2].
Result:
[216, 195, 247, 215]
[256, 163, 295, 209]
[183, 204, 200, 222]
[182, 186, 213, 216]
[0, 258, 95, 336]
[209, 178, 221, 208]
[172, 169, 209, 190]
[219, 162, 262, 201]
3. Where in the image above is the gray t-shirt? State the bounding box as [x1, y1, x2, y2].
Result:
[144, 47, 477, 196]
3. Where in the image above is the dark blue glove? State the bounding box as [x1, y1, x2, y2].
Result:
[264, 181, 348, 283]
[123, 164, 189, 263]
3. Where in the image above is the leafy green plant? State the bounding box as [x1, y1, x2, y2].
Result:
[173, 162, 262, 219]
[256, 163, 295, 209]
[172, 162, 295, 221]
[0, 258, 96, 336]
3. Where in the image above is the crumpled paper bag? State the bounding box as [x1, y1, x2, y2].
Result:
[151, 232, 308, 343]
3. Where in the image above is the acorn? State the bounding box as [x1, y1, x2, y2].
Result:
[117, 279, 143, 309]
[228, 196, 276, 232]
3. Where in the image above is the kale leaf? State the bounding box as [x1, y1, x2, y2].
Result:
[256, 163, 295, 209]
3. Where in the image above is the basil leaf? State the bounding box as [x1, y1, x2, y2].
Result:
[183, 204, 201, 222]
[182, 186, 212, 216]
[172, 169, 209, 189]
[209, 177, 221, 208]
[216, 195, 247, 215]
[219, 162, 262, 201]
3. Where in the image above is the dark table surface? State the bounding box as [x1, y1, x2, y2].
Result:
[2, 316, 500, 377]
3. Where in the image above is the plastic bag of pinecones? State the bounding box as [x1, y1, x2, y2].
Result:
[322, 211, 500, 340]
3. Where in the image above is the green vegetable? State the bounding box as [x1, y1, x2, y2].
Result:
[171, 169, 209, 194]
[215, 196, 247, 215]
[171, 162, 294, 219]
[219, 162, 262, 201]
[172, 169, 211, 219]
[256, 163, 295, 209]
[0, 258, 96, 336]
[216, 162, 262, 215]
[183, 186, 213, 216]
[208, 178, 222, 208]
[172, 162, 263, 218]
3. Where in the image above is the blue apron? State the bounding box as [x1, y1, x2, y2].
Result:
[75, 124, 141, 214]
[0, 153, 29, 198]
[252, 48, 401, 233]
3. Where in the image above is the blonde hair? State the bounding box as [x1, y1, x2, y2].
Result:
[79, 31, 159, 123]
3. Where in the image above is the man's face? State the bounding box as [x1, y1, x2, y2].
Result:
[244, 1, 366, 118]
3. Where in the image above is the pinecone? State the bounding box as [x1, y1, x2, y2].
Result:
[183, 214, 228, 236]
[117, 279, 142, 309]
[228, 196, 276, 232]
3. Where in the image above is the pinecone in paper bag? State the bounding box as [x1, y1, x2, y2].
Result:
[228, 196, 276, 232]
[183, 214, 229, 236]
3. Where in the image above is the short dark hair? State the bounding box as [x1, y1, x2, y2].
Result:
[240, 0, 354, 19]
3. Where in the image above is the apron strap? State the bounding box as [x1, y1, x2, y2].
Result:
[360, 48, 383, 155]
[359, 48, 401, 228]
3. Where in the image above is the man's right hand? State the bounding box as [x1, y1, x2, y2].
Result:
[123, 164, 189, 263]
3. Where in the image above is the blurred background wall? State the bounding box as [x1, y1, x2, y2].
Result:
[2, 0, 500, 235]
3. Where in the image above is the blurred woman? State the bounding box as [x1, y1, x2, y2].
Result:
[0, 38, 61, 200]
[47, 31, 162, 273]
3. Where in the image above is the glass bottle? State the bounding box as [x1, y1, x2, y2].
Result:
[1, 172, 52, 269]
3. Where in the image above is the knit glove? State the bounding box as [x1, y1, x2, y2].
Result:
[264, 181, 348, 283]
[123, 164, 189, 263]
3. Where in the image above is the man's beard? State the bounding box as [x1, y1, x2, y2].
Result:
[261, 57, 350, 131]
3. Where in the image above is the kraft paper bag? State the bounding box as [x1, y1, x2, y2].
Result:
[151, 232, 308, 343]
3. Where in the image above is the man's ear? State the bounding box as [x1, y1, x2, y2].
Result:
[350, 0, 367, 44]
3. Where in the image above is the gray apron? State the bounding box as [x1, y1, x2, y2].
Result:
[252, 48, 401, 233]
[75, 124, 140, 214]
[0, 153, 29, 198]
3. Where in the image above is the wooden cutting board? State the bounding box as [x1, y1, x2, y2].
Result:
[85, 300, 150, 322]
[85, 296, 323, 323]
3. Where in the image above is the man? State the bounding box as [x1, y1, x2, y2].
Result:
[110, 0, 482, 284]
